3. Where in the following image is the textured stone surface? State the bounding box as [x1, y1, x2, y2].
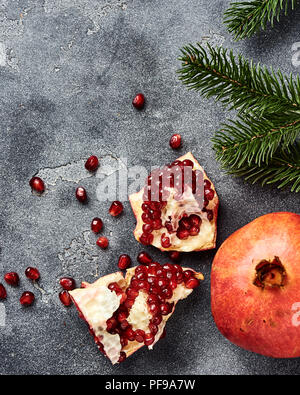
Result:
[0, 0, 299, 375]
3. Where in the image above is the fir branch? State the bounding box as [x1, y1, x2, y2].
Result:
[212, 115, 300, 167]
[178, 43, 300, 117]
[224, 0, 297, 40]
[226, 143, 300, 192]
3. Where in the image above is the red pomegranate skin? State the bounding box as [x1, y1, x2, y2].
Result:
[211, 212, 300, 358]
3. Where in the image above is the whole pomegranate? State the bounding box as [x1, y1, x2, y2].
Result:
[211, 212, 300, 358]
[129, 152, 219, 252]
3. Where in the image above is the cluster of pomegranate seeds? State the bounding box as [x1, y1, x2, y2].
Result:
[76, 187, 87, 203]
[137, 251, 153, 265]
[85, 155, 99, 172]
[91, 217, 103, 233]
[0, 284, 7, 299]
[25, 267, 40, 281]
[104, 261, 200, 362]
[169, 134, 181, 149]
[118, 254, 131, 270]
[29, 177, 45, 193]
[132, 93, 145, 110]
[109, 201, 124, 217]
[96, 236, 109, 249]
[140, 158, 215, 247]
[4, 272, 20, 286]
[59, 277, 76, 291]
[20, 291, 35, 306]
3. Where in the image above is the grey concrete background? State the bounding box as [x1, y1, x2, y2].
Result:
[0, 0, 299, 375]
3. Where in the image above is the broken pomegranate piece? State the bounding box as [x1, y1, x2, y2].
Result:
[69, 262, 203, 364]
[129, 152, 219, 252]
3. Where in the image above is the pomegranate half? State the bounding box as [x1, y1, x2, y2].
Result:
[129, 152, 219, 252]
[70, 262, 203, 364]
[211, 212, 300, 358]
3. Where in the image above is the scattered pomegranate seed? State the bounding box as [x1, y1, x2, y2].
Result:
[29, 177, 45, 193]
[144, 333, 155, 346]
[91, 217, 103, 233]
[4, 272, 19, 286]
[25, 267, 40, 281]
[169, 134, 181, 149]
[76, 187, 87, 203]
[0, 284, 7, 299]
[169, 251, 181, 262]
[59, 277, 76, 291]
[109, 201, 123, 216]
[185, 277, 200, 289]
[132, 93, 145, 110]
[59, 290, 72, 307]
[137, 251, 152, 265]
[118, 254, 132, 270]
[20, 291, 35, 306]
[85, 155, 99, 172]
[96, 236, 109, 249]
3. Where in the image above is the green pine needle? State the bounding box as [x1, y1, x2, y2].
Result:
[224, 0, 297, 40]
[178, 43, 300, 192]
[178, 43, 300, 117]
[227, 143, 300, 192]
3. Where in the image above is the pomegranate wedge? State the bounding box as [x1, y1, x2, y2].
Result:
[129, 152, 219, 252]
[69, 262, 203, 364]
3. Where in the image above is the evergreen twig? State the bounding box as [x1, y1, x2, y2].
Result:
[224, 0, 297, 40]
[177, 43, 300, 192]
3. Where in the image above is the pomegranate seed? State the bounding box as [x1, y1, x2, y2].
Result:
[85, 155, 99, 172]
[25, 267, 40, 281]
[0, 284, 7, 299]
[124, 298, 135, 309]
[175, 272, 184, 284]
[185, 277, 200, 289]
[180, 218, 191, 230]
[205, 188, 215, 201]
[120, 320, 130, 330]
[149, 323, 158, 335]
[140, 233, 154, 245]
[161, 233, 171, 248]
[152, 219, 163, 230]
[29, 177, 45, 193]
[76, 187, 87, 203]
[118, 254, 131, 270]
[120, 336, 128, 347]
[135, 329, 145, 343]
[91, 217, 103, 233]
[169, 251, 181, 261]
[161, 287, 173, 299]
[182, 159, 194, 167]
[142, 223, 153, 234]
[176, 228, 189, 240]
[149, 303, 160, 316]
[20, 291, 35, 306]
[189, 225, 200, 236]
[59, 290, 72, 307]
[4, 272, 19, 286]
[183, 270, 194, 281]
[117, 311, 128, 322]
[109, 201, 123, 216]
[132, 93, 145, 110]
[163, 263, 175, 272]
[137, 251, 152, 265]
[59, 277, 76, 291]
[126, 288, 139, 299]
[160, 302, 172, 315]
[118, 351, 127, 363]
[189, 214, 201, 226]
[206, 209, 214, 221]
[169, 134, 181, 149]
[173, 264, 183, 273]
[144, 333, 155, 346]
[151, 315, 162, 325]
[106, 317, 118, 332]
[147, 294, 159, 304]
[148, 262, 161, 275]
[125, 328, 136, 341]
[96, 236, 109, 249]
[169, 279, 177, 289]
[204, 179, 211, 189]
